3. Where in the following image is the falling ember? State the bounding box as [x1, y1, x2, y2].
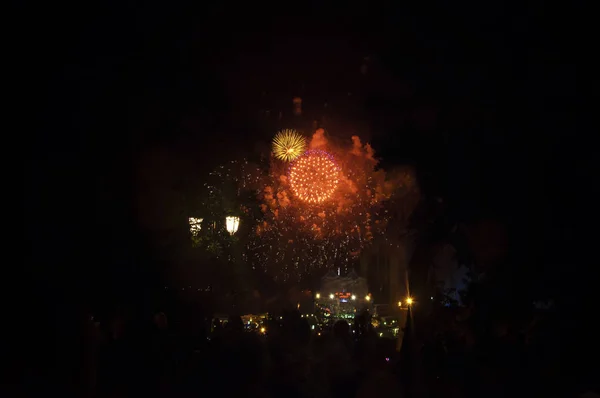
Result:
[288, 150, 340, 204]
[272, 129, 306, 162]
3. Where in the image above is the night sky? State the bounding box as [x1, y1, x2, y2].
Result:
[27, 1, 585, 311]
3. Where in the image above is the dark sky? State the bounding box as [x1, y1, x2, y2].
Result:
[28, 1, 583, 305]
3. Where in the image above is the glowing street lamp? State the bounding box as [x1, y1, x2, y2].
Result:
[351, 295, 356, 301]
[406, 297, 414, 306]
[315, 293, 321, 299]
[329, 293, 334, 300]
[365, 295, 371, 301]
[225, 216, 240, 235]
[188, 217, 203, 236]
[397, 301, 402, 307]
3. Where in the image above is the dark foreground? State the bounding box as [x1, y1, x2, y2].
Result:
[16, 303, 596, 398]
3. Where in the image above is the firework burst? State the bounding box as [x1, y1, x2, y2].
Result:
[272, 129, 306, 161]
[288, 150, 340, 204]
[196, 129, 416, 284]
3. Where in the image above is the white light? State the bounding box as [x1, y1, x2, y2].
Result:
[329, 293, 334, 299]
[188, 217, 203, 236]
[365, 295, 371, 301]
[431, 296, 434, 300]
[225, 216, 240, 234]
[315, 293, 321, 299]
[351, 295, 356, 300]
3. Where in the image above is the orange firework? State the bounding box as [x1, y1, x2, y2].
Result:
[288, 150, 340, 204]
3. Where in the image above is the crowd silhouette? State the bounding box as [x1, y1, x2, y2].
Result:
[72, 298, 591, 398]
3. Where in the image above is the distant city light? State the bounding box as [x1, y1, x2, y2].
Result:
[351, 295, 356, 300]
[406, 297, 413, 305]
[329, 293, 334, 299]
[397, 301, 402, 307]
[315, 293, 321, 299]
[365, 295, 371, 301]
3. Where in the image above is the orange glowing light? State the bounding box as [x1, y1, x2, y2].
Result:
[288, 150, 340, 204]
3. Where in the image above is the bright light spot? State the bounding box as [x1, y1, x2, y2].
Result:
[351, 295, 356, 300]
[406, 297, 413, 305]
[272, 129, 306, 161]
[379, 332, 383, 337]
[288, 150, 340, 203]
[188, 217, 203, 236]
[260, 327, 266, 334]
[311, 325, 315, 330]
[397, 301, 402, 307]
[315, 293, 320, 299]
[225, 216, 240, 234]
[329, 293, 334, 299]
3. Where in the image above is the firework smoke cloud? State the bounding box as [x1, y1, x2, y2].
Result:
[200, 128, 418, 283]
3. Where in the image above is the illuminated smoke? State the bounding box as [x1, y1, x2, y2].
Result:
[309, 128, 328, 150]
[293, 97, 302, 116]
[199, 129, 417, 283]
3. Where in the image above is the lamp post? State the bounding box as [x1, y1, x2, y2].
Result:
[225, 216, 240, 235]
[188, 217, 203, 236]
